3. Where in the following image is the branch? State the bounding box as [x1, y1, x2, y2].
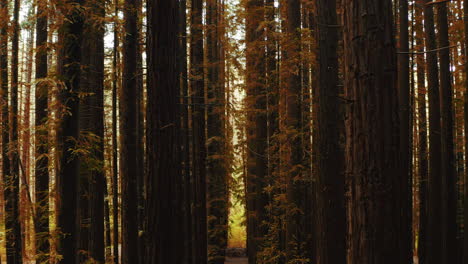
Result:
[397, 45, 457, 55]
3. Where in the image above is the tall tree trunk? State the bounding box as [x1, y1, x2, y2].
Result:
[245, 0, 267, 262]
[56, 0, 84, 263]
[79, 0, 106, 262]
[190, 0, 208, 262]
[463, 0, 468, 260]
[207, 1, 229, 264]
[135, 0, 145, 262]
[5, 0, 23, 262]
[436, 3, 458, 263]
[35, 0, 50, 261]
[343, 0, 401, 263]
[111, 0, 120, 263]
[0, 0, 8, 261]
[423, 2, 442, 263]
[179, 0, 192, 263]
[416, 3, 428, 263]
[315, 0, 345, 263]
[281, 0, 309, 262]
[146, 1, 183, 263]
[120, 0, 139, 262]
[397, 0, 413, 262]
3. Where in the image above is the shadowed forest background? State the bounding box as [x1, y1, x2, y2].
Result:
[0, 0, 466, 264]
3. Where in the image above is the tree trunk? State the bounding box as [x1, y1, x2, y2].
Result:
[207, 1, 229, 264]
[245, 0, 267, 262]
[34, 0, 50, 261]
[120, 0, 140, 262]
[343, 0, 401, 263]
[111, 0, 120, 263]
[190, 0, 208, 262]
[146, 1, 183, 263]
[423, 2, 442, 263]
[79, 0, 106, 262]
[5, 0, 23, 262]
[397, 0, 413, 262]
[415, 3, 428, 263]
[464, 0, 468, 261]
[315, 0, 345, 263]
[436, 3, 457, 263]
[56, 0, 84, 262]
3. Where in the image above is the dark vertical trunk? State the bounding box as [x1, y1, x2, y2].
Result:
[397, 0, 413, 262]
[0, 5, 8, 262]
[245, 0, 266, 262]
[121, 0, 139, 262]
[207, 1, 229, 264]
[179, 0, 192, 263]
[315, 0, 345, 263]
[135, 0, 145, 262]
[0, 0, 8, 261]
[146, 0, 182, 263]
[79, 0, 106, 262]
[343, 0, 401, 263]
[56, 0, 83, 263]
[464, 0, 468, 261]
[416, 3, 428, 263]
[436, 3, 458, 263]
[111, 0, 120, 263]
[281, 0, 308, 261]
[190, 0, 207, 262]
[423, 2, 442, 263]
[6, 0, 23, 262]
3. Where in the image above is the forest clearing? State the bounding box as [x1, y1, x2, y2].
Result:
[0, 0, 466, 263]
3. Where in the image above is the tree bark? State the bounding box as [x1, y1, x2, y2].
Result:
[56, 0, 84, 262]
[343, 0, 401, 263]
[120, 0, 140, 262]
[5, 0, 23, 262]
[146, 1, 183, 263]
[423, 2, 442, 263]
[34, 0, 50, 261]
[415, 3, 428, 263]
[189, 0, 208, 262]
[397, 0, 413, 262]
[79, 0, 106, 262]
[315, 0, 345, 263]
[436, 3, 457, 263]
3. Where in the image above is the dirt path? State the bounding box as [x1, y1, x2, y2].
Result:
[225, 257, 248, 264]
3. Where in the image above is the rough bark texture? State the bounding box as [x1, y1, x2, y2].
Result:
[315, 0, 345, 263]
[343, 0, 401, 263]
[423, 2, 442, 263]
[56, 0, 83, 263]
[120, 0, 140, 262]
[206, 1, 229, 264]
[35, 0, 50, 262]
[146, 1, 183, 263]
[436, 3, 457, 263]
[190, 0, 208, 262]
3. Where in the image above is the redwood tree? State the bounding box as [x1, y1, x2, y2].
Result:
[120, 0, 139, 262]
[315, 0, 345, 263]
[34, 0, 50, 261]
[343, 0, 403, 263]
[146, 0, 184, 263]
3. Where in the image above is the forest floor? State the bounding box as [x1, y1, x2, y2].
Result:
[225, 257, 248, 264]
